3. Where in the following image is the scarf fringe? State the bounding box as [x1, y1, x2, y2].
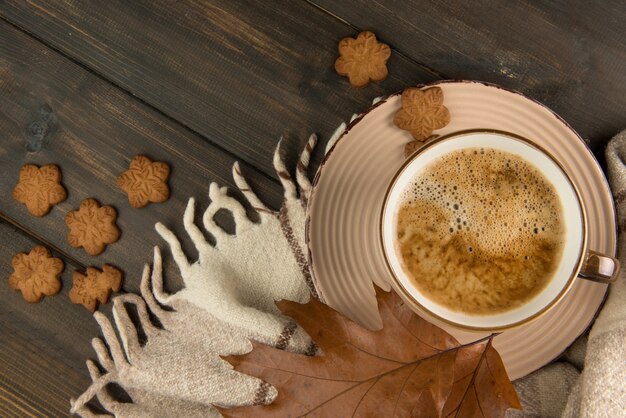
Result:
[70, 99, 382, 415]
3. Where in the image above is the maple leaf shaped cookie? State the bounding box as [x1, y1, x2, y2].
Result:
[13, 164, 67, 217]
[69, 264, 123, 312]
[9, 246, 64, 303]
[404, 134, 439, 158]
[394, 86, 451, 141]
[335, 31, 391, 87]
[65, 198, 120, 256]
[117, 155, 170, 208]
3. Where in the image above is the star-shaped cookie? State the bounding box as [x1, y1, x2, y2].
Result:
[13, 164, 67, 217]
[334, 31, 391, 88]
[65, 198, 120, 256]
[9, 246, 64, 303]
[117, 155, 170, 208]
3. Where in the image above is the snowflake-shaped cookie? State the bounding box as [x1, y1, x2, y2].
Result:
[394, 86, 451, 141]
[334, 31, 391, 87]
[117, 155, 170, 208]
[12, 164, 67, 217]
[9, 246, 64, 302]
[65, 198, 120, 256]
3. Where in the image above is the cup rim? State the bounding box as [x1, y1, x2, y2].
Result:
[380, 128, 588, 332]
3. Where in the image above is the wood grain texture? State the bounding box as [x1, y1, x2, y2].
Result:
[0, 0, 438, 178]
[0, 19, 301, 415]
[1, 0, 624, 415]
[0, 219, 95, 417]
[0, 19, 288, 297]
[309, 0, 626, 156]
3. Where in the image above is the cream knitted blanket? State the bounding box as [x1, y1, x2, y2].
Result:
[71, 127, 626, 417]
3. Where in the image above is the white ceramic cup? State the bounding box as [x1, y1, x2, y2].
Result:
[381, 130, 619, 331]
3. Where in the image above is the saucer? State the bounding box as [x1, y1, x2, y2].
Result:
[306, 81, 616, 380]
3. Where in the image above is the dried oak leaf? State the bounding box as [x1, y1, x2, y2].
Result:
[65, 198, 120, 256]
[394, 87, 451, 141]
[219, 288, 520, 418]
[335, 31, 391, 87]
[13, 164, 67, 217]
[8, 246, 64, 303]
[117, 155, 170, 208]
[69, 264, 123, 312]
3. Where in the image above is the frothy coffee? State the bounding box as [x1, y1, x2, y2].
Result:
[395, 148, 565, 315]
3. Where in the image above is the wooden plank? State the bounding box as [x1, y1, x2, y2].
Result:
[0, 19, 288, 299]
[0, 219, 94, 417]
[308, 0, 626, 155]
[0, 20, 290, 412]
[0, 0, 438, 178]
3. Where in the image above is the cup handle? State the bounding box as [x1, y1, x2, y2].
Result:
[579, 250, 621, 283]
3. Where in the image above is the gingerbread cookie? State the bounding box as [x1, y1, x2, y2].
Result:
[69, 264, 123, 312]
[404, 135, 439, 158]
[335, 31, 391, 87]
[117, 155, 170, 208]
[9, 246, 64, 303]
[394, 86, 450, 141]
[13, 164, 67, 217]
[65, 198, 120, 256]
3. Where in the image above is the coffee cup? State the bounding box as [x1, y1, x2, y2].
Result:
[380, 130, 619, 331]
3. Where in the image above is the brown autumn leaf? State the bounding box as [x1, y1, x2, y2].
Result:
[219, 287, 521, 417]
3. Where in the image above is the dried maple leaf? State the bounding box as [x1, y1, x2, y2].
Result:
[12, 164, 67, 217]
[219, 287, 521, 417]
[69, 264, 123, 312]
[394, 87, 451, 141]
[117, 155, 170, 208]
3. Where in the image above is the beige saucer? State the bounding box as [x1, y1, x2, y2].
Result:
[307, 81, 616, 380]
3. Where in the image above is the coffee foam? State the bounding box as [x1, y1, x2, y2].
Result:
[395, 148, 566, 314]
[399, 148, 563, 260]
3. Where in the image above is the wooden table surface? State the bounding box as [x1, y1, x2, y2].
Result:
[1, 1, 625, 416]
